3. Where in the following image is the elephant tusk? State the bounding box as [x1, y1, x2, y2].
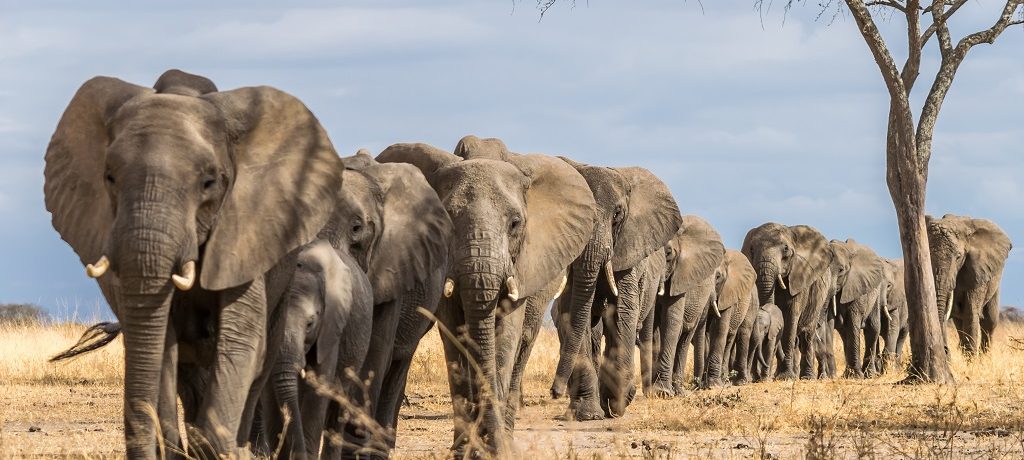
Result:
[300, 368, 307, 379]
[944, 290, 954, 321]
[882, 302, 892, 321]
[552, 274, 568, 301]
[443, 278, 455, 299]
[85, 256, 110, 278]
[658, 281, 665, 296]
[506, 276, 520, 302]
[832, 295, 837, 316]
[711, 299, 721, 318]
[604, 260, 618, 297]
[171, 261, 196, 291]
[777, 273, 787, 291]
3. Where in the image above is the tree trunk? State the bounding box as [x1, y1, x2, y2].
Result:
[885, 110, 955, 384]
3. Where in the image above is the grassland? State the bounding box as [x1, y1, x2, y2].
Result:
[3, 320, 1024, 458]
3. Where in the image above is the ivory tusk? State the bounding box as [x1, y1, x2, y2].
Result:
[171, 261, 196, 291]
[443, 278, 455, 299]
[85, 256, 110, 278]
[832, 295, 837, 316]
[605, 260, 618, 297]
[506, 276, 520, 302]
[944, 290, 954, 321]
[300, 368, 307, 379]
[777, 273, 787, 291]
[882, 302, 892, 321]
[552, 274, 568, 301]
[658, 281, 665, 296]
[711, 299, 721, 318]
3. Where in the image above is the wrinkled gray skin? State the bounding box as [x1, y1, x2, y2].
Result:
[637, 248, 668, 398]
[379, 137, 596, 457]
[260, 240, 372, 460]
[927, 214, 1012, 356]
[828, 239, 886, 378]
[699, 249, 758, 388]
[44, 70, 343, 458]
[748, 304, 784, 381]
[877, 259, 909, 371]
[812, 306, 838, 380]
[742, 223, 833, 380]
[318, 152, 452, 459]
[645, 217, 723, 398]
[551, 159, 682, 420]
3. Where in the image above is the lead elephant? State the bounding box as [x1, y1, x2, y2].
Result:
[260, 240, 373, 460]
[378, 139, 595, 457]
[741, 223, 833, 380]
[550, 158, 682, 419]
[927, 214, 1012, 356]
[828, 239, 886, 378]
[44, 70, 344, 457]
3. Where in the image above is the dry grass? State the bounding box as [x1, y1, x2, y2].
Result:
[4, 320, 1024, 458]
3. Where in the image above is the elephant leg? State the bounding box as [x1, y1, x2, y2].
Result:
[435, 303, 473, 456]
[775, 300, 800, 380]
[703, 307, 732, 388]
[673, 323, 696, 394]
[505, 296, 546, 432]
[960, 287, 987, 357]
[495, 301, 525, 406]
[862, 306, 881, 377]
[881, 311, 899, 371]
[798, 330, 816, 380]
[568, 322, 602, 421]
[196, 278, 267, 456]
[980, 288, 1000, 354]
[158, 321, 183, 460]
[638, 307, 655, 397]
[599, 280, 641, 418]
[839, 312, 864, 378]
[895, 326, 908, 364]
[763, 335, 779, 382]
[240, 366, 271, 451]
[731, 307, 756, 385]
[652, 295, 684, 398]
[298, 369, 332, 459]
[690, 311, 708, 388]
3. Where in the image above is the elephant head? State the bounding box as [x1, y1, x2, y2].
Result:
[829, 239, 886, 307]
[44, 70, 343, 454]
[270, 240, 370, 458]
[714, 249, 757, 318]
[884, 258, 906, 315]
[550, 157, 682, 408]
[665, 215, 726, 298]
[326, 150, 452, 306]
[377, 139, 595, 448]
[741, 223, 832, 307]
[926, 214, 1012, 321]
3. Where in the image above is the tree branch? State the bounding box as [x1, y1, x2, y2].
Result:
[844, 0, 911, 105]
[866, 0, 908, 12]
[901, 0, 923, 92]
[920, 0, 969, 47]
[916, 0, 1024, 169]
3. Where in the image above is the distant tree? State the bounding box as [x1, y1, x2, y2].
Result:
[538, 0, 1022, 384]
[0, 303, 48, 325]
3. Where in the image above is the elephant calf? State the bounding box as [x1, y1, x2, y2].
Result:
[749, 303, 783, 382]
[260, 240, 373, 459]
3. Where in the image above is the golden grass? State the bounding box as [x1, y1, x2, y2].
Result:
[4, 320, 1024, 458]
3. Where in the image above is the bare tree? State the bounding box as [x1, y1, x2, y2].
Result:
[537, 0, 1022, 384]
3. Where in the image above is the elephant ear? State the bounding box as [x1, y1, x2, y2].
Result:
[360, 162, 453, 304]
[667, 215, 725, 296]
[507, 154, 597, 297]
[153, 69, 217, 97]
[966, 218, 1012, 283]
[44, 77, 153, 267]
[315, 242, 355, 366]
[611, 167, 683, 269]
[342, 149, 378, 171]
[839, 240, 885, 304]
[718, 250, 756, 310]
[787, 225, 831, 294]
[454, 135, 512, 161]
[376, 142, 460, 187]
[199, 86, 345, 291]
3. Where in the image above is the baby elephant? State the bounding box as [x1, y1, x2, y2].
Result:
[749, 303, 783, 382]
[262, 240, 373, 459]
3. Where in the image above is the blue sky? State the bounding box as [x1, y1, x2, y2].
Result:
[0, 1, 1020, 319]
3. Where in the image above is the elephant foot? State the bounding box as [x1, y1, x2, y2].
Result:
[572, 398, 604, 421]
[731, 374, 751, 386]
[775, 369, 798, 381]
[700, 378, 729, 390]
[649, 382, 674, 399]
[843, 368, 864, 379]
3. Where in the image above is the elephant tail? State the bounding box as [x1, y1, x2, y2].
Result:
[49, 322, 122, 362]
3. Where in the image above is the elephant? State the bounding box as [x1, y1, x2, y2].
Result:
[316, 150, 452, 458]
[827, 239, 887, 378]
[927, 214, 1012, 356]
[877, 258, 908, 371]
[550, 158, 682, 419]
[742, 223, 833, 380]
[812, 306, 838, 379]
[44, 70, 344, 457]
[700, 249, 758, 388]
[748, 303, 784, 381]
[260, 240, 373, 460]
[377, 138, 596, 457]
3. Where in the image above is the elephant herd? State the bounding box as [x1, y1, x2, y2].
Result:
[43, 71, 1012, 459]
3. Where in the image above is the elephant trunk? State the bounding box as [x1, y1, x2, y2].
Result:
[551, 243, 604, 399]
[755, 260, 779, 306]
[270, 361, 306, 459]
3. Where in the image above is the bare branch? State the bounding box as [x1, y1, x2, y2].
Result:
[901, 0, 923, 92]
[844, 0, 911, 103]
[920, 0, 968, 47]
[866, 0, 908, 11]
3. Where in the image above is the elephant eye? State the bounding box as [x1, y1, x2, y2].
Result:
[613, 206, 624, 224]
[351, 219, 363, 234]
[202, 179, 216, 190]
[105, 172, 115, 185]
[509, 216, 522, 232]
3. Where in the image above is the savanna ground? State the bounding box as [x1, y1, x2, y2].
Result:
[4, 318, 1024, 459]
